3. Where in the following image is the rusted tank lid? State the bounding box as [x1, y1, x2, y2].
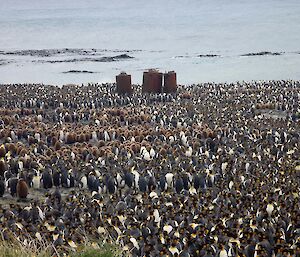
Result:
[146, 68, 160, 73]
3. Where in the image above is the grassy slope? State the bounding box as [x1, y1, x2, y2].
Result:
[0, 240, 120, 257]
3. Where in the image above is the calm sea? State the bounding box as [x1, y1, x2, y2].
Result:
[0, 0, 300, 85]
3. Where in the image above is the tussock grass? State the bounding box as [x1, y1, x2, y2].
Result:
[70, 244, 118, 257]
[0, 238, 121, 257]
[0, 240, 52, 257]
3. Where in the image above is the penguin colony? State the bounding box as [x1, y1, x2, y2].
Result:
[0, 81, 299, 256]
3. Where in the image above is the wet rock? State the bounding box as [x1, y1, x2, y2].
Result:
[241, 51, 282, 57]
[197, 54, 220, 57]
[62, 70, 96, 74]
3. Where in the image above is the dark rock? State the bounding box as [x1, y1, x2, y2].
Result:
[241, 51, 282, 57]
[63, 70, 95, 74]
[113, 54, 134, 59]
[197, 54, 220, 57]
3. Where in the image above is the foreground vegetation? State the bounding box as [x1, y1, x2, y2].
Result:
[0, 239, 120, 257]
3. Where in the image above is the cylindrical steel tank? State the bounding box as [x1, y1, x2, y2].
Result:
[116, 72, 132, 95]
[142, 70, 163, 94]
[164, 71, 177, 93]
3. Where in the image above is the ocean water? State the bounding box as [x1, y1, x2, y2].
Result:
[0, 0, 300, 85]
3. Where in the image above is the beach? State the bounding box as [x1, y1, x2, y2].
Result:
[0, 80, 299, 256]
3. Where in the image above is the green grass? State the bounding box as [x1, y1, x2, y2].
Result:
[71, 243, 120, 257]
[0, 239, 122, 257]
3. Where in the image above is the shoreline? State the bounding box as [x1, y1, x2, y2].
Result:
[1, 79, 300, 88]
